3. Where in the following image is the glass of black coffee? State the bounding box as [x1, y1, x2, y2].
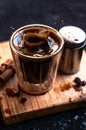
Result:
[10, 24, 64, 95]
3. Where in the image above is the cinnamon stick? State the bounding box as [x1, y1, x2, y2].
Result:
[0, 59, 14, 74]
[0, 59, 15, 88]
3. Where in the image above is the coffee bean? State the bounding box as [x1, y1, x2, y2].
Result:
[81, 80, 86, 86]
[20, 97, 27, 104]
[73, 77, 82, 86]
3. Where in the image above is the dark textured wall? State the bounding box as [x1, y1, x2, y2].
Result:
[0, 0, 86, 41]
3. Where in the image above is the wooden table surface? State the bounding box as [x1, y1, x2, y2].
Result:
[0, 41, 86, 125]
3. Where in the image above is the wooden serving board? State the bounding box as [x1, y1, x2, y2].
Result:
[0, 41, 86, 125]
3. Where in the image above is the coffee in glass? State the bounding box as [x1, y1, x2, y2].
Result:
[10, 24, 64, 95]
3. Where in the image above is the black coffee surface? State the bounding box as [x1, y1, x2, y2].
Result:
[13, 27, 60, 58]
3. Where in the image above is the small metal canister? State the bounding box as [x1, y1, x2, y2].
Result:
[58, 26, 86, 74]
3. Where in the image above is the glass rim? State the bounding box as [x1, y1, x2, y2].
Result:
[9, 24, 64, 59]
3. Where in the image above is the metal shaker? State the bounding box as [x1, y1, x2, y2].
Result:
[58, 26, 86, 74]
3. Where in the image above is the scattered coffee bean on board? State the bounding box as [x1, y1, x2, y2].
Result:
[73, 77, 82, 87]
[20, 97, 27, 104]
[73, 77, 86, 91]
[5, 108, 11, 115]
[6, 88, 20, 97]
[73, 77, 86, 88]
[81, 80, 86, 86]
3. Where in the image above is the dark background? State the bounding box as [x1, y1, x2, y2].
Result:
[0, 0, 86, 41]
[0, 0, 86, 130]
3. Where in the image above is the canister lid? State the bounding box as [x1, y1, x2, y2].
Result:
[59, 26, 86, 48]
